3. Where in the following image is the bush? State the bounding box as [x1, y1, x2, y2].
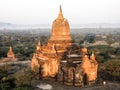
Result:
[0, 82, 11, 90]
[12, 86, 33, 90]
[0, 67, 15, 90]
[96, 55, 104, 63]
[14, 68, 32, 87]
[0, 69, 7, 80]
[101, 60, 120, 82]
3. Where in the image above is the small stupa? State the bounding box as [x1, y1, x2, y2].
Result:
[7, 46, 15, 59]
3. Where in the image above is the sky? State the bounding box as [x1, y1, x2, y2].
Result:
[0, 0, 120, 25]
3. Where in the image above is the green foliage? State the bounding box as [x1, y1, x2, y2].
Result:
[14, 68, 32, 87]
[101, 60, 120, 82]
[0, 69, 7, 80]
[88, 36, 95, 43]
[40, 35, 49, 44]
[0, 68, 15, 90]
[71, 34, 85, 44]
[0, 34, 49, 59]
[0, 47, 8, 57]
[0, 82, 11, 90]
[106, 34, 115, 45]
[88, 45, 116, 63]
[103, 60, 120, 74]
[0, 67, 33, 90]
[85, 34, 96, 43]
[12, 86, 33, 90]
[96, 55, 104, 63]
[116, 48, 120, 55]
[88, 45, 114, 53]
[106, 39, 115, 45]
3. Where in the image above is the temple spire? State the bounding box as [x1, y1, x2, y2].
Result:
[9, 46, 12, 51]
[36, 40, 41, 51]
[7, 46, 15, 59]
[37, 40, 41, 46]
[91, 51, 95, 56]
[57, 5, 64, 19]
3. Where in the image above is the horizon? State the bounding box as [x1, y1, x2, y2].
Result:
[1, 22, 120, 30]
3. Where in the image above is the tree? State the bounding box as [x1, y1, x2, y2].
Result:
[14, 68, 32, 87]
[0, 68, 14, 90]
[102, 60, 120, 81]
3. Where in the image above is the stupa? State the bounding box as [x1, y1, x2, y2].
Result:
[7, 46, 15, 59]
[48, 5, 72, 57]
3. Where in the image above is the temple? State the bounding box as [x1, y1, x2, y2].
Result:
[7, 46, 15, 59]
[0, 46, 17, 63]
[31, 6, 98, 86]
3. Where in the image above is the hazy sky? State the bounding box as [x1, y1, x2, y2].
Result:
[0, 0, 120, 25]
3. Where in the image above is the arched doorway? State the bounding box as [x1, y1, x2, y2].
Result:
[83, 73, 88, 86]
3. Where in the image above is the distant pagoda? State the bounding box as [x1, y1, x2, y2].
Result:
[7, 46, 15, 59]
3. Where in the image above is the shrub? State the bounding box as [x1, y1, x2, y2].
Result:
[14, 68, 32, 87]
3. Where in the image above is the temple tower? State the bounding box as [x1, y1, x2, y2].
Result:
[48, 5, 72, 56]
[49, 5, 71, 41]
[36, 40, 41, 51]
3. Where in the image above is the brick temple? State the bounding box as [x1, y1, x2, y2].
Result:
[0, 46, 17, 63]
[31, 6, 98, 86]
[7, 46, 15, 59]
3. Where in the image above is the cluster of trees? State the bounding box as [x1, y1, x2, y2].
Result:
[0, 34, 49, 60]
[99, 60, 120, 82]
[88, 45, 120, 63]
[0, 66, 33, 90]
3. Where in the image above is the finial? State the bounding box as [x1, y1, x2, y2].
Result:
[57, 5, 64, 19]
[60, 5, 62, 12]
[38, 40, 41, 46]
[91, 51, 95, 56]
[83, 41, 86, 47]
[52, 44, 56, 51]
[9, 46, 12, 51]
[33, 53, 36, 58]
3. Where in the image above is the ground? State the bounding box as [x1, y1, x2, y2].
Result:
[33, 79, 120, 90]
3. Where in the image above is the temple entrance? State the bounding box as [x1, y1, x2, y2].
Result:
[83, 74, 88, 86]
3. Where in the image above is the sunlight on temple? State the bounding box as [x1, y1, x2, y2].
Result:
[31, 5, 98, 86]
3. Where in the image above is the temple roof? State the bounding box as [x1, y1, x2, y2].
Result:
[8, 46, 14, 54]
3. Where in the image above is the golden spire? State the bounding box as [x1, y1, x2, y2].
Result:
[36, 40, 41, 51]
[9, 46, 12, 51]
[57, 5, 64, 19]
[91, 51, 95, 56]
[32, 53, 36, 59]
[52, 44, 56, 51]
[90, 51, 95, 60]
[9, 46, 13, 53]
[37, 40, 41, 46]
